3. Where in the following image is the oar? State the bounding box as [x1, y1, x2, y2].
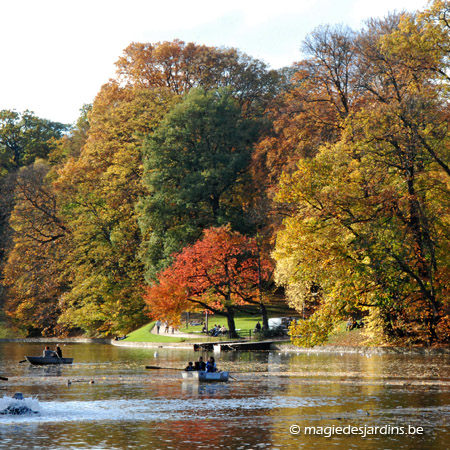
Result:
[19, 359, 27, 363]
[145, 365, 185, 370]
[0, 376, 8, 381]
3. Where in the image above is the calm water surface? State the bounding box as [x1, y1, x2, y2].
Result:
[0, 342, 449, 449]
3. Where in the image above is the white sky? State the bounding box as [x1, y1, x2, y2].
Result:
[0, 0, 428, 125]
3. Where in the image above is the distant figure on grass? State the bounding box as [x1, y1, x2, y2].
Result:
[254, 322, 261, 332]
[155, 320, 162, 334]
[346, 317, 355, 331]
[164, 321, 169, 333]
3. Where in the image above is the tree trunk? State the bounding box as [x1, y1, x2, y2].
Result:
[225, 306, 238, 338]
[260, 302, 269, 330]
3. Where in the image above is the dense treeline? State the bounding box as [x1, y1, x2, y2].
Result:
[1, 1, 450, 345]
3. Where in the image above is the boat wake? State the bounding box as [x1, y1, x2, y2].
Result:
[0, 395, 330, 423]
[0, 394, 40, 416]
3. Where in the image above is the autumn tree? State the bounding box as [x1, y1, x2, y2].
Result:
[0, 110, 68, 320]
[273, 10, 450, 345]
[2, 161, 71, 335]
[250, 25, 359, 264]
[116, 39, 282, 116]
[43, 40, 282, 335]
[253, 24, 358, 194]
[1, 41, 281, 336]
[0, 110, 68, 248]
[52, 85, 176, 335]
[144, 226, 273, 337]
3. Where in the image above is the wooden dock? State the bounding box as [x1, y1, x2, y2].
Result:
[194, 339, 279, 352]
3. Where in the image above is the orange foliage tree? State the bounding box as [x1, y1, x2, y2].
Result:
[144, 226, 273, 337]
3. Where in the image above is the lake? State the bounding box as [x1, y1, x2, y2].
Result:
[0, 341, 449, 449]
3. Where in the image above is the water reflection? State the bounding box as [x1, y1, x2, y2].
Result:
[0, 342, 449, 450]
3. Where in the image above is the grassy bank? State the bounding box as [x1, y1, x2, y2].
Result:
[123, 322, 190, 343]
[124, 312, 291, 343]
[179, 315, 261, 334]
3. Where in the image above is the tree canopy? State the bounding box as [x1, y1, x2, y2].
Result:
[3, 4, 450, 346]
[144, 226, 273, 337]
[273, 5, 450, 346]
[139, 88, 264, 279]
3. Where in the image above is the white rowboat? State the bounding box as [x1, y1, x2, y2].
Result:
[182, 370, 229, 382]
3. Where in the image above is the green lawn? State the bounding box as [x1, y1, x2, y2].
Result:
[123, 322, 190, 343]
[124, 307, 298, 343]
[179, 315, 261, 334]
[123, 316, 263, 343]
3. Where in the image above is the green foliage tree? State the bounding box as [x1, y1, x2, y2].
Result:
[0, 110, 67, 172]
[139, 88, 264, 279]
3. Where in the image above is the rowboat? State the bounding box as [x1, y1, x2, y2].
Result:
[182, 370, 229, 382]
[25, 356, 73, 366]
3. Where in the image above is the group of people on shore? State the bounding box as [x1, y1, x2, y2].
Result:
[204, 324, 227, 336]
[155, 320, 177, 334]
[185, 356, 217, 372]
[346, 317, 365, 331]
[42, 345, 63, 358]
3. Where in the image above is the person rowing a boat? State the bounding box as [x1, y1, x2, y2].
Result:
[194, 356, 206, 371]
[55, 345, 62, 358]
[185, 362, 195, 371]
[206, 356, 217, 373]
[42, 346, 56, 357]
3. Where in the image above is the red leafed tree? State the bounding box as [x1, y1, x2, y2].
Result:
[144, 226, 273, 337]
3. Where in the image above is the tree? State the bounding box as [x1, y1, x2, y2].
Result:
[250, 25, 359, 270]
[144, 226, 273, 337]
[52, 85, 175, 335]
[42, 40, 280, 335]
[0, 110, 67, 172]
[253, 25, 358, 193]
[272, 11, 450, 346]
[116, 39, 282, 116]
[0, 110, 68, 318]
[3, 161, 71, 335]
[1, 41, 281, 336]
[139, 88, 264, 279]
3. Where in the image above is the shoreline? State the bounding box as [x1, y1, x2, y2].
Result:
[3, 337, 449, 355]
[274, 343, 450, 355]
[114, 339, 450, 355]
[112, 340, 193, 349]
[0, 337, 111, 344]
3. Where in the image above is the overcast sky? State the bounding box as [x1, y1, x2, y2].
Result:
[0, 0, 428, 125]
